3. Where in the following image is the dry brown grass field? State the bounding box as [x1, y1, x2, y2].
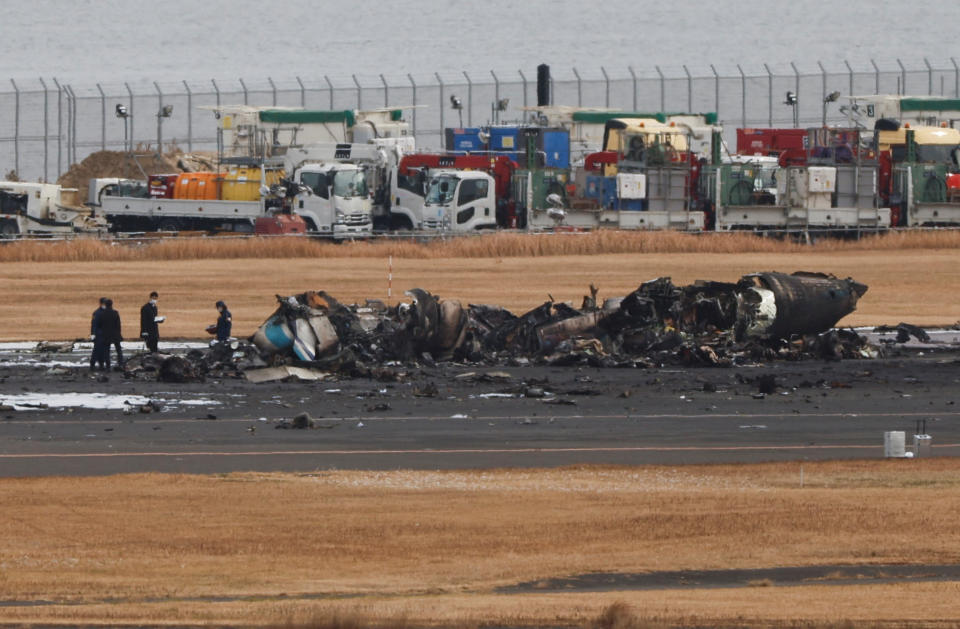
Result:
[1, 232, 958, 340]
[1, 461, 959, 627]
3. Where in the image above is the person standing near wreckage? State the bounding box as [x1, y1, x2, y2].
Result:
[140, 291, 163, 353]
[214, 300, 232, 343]
[90, 297, 107, 370]
[99, 299, 124, 369]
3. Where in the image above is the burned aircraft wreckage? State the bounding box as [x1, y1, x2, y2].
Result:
[131, 272, 874, 383]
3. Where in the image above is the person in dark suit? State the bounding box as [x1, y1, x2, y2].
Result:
[140, 291, 162, 353]
[98, 298, 123, 370]
[215, 300, 232, 342]
[90, 297, 107, 370]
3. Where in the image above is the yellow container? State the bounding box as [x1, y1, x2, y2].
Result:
[221, 168, 284, 201]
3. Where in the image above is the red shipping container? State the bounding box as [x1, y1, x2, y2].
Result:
[149, 174, 179, 199]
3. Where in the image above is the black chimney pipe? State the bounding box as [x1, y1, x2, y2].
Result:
[537, 64, 551, 107]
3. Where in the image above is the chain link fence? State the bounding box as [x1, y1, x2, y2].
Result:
[2, 58, 958, 182]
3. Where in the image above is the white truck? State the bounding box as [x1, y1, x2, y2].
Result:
[89, 143, 378, 238]
[283, 143, 377, 237]
[90, 170, 284, 234]
[0, 181, 107, 238]
[416, 170, 498, 231]
[388, 153, 517, 231]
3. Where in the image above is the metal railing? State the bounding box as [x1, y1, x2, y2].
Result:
[1, 57, 958, 182]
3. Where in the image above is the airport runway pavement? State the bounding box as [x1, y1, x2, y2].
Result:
[1, 343, 957, 476]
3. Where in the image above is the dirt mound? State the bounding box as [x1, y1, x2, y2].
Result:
[56, 150, 220, 202]
[57, 151, 182, 202]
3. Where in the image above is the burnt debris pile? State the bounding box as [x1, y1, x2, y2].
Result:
[248, 271, 873, 373]
[124, 340, 266, 382]
[123, 271, 874, 382]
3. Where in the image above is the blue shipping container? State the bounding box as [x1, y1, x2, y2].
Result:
[444, 128, 485, 152]
[602, 177, 618, 208]
[541, 129, 570, 169]
[489, 127, 520, 151]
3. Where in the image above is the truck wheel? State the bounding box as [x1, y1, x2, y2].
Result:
[157, 219, 180, 232]
[0, 219, 19, 239]
[391, 215, 414, 231]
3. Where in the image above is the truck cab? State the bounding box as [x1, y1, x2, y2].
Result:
[423, 171, 497, 231]
[294, 162, 372, 237]
[284, 144, 378, 238]
[391, 166, 436, 230]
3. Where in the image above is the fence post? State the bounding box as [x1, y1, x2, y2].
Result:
[896, 58, 906, 95]
[628, 66, 637, 111]
[125, 82, 134, 154]
[953, 58, 959, 98]
[183, 80, 193, 151]
[407, 73, 417, 136]
[69, 84, 81, 165]
[296, 76, 305, 108]
[154, 81, 164, 153]
[491, 70, 500, 122]
[737, 64, 746, 128]
[572, 67, 582, 107]
[844, 60, 854, 101]
[870, 59, 880, 95]
[239, 78, 249, 105]
[324, 75, 334, 109]
[601, 66, 610, 108]
[73, 85, 80, 164]
[211, 78, 220, 110]
[10, 79, 19, 176]
[518, 69, 527, 121]
[683, 64, 692, 113]
[435, 72, 444, 136]
[96, 83, 106, 151]
[764, 63, 773, 126]
[380, 74, 389, 108]
[268, 77, 277, 106]
[463, 71, 473, 127]
[352, 74, 362, 109]
[66, 85, 76, 165]
[53, 78, 62, 176]
[924, 58, 933, 95]
[710, 64, 719, 117]
[39, 77, 49, 182]
[656, 65, 665, 112]
[790, 62, 800, 127]
[62, 84, 71, 167]
[817, 61, 827, 110]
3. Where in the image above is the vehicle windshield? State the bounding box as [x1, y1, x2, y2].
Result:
[754, 165, 778, 191]
[425, 175, 457, 205]
[891, 144, 960, 164]
[299, 171, 330, 199]
[332, 169, 368, 198]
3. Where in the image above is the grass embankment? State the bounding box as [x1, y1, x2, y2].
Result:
[1, 230, 957, 340]
[2, 229, 960, 263]
[1, 461, 959, 626]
